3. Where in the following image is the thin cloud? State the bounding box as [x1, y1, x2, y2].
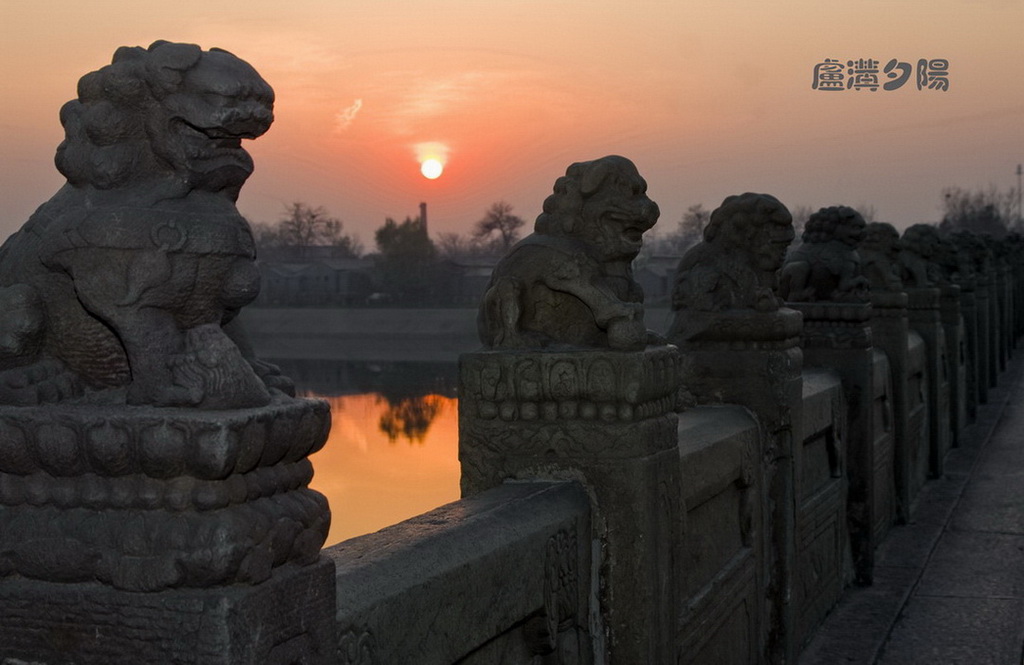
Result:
[335, 99, 363, 131]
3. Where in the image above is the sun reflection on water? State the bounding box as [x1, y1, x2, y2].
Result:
[306, 392, 461, 546]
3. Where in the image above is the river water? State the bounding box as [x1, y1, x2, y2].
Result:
[272, 359, 461, 546]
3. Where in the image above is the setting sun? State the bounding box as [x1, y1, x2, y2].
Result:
[420, 158, 444, 180]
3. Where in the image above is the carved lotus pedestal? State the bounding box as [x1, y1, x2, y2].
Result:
[459, 345, 682, 665]
[0, 396, 335, 664]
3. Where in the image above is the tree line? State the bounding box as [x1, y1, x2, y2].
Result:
[251, 201, 526, 306]
[252, 183, 1021, 305]
[252, 200, 526, 262]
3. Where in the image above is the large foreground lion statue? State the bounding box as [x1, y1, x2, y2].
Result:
[0, 41, 287, 408]
[478, 155, 660, 350]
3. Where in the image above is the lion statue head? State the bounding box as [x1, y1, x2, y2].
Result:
[54, 40, 274, 200]
[535, 154, 660, 263]
[671, 193, 794, 313]
[478, 155, 660, 350]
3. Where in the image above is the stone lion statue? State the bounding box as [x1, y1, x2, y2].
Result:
[949, 229, 992, 279]
[858, 222, 905, 292]
[670, 192, 794, 316]
[0, 41, 288, 408]
[478, 155, 660, 350]
[779, 205, 870, 302]
[898, 223, 946, 287]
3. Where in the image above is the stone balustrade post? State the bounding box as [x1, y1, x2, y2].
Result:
[996, 263, 1010, 371]
[975, 275, 993, 400]
[459, 154, 674, 664]
[791, 301, 884, 585]
[905, 288, 951, 477]
[956, 278, 979, 423]
[667, 191, 802, 665]
[670, 309, 802, 664]
[939, 284, 967, 445]
[459, 347, 682, 664]
[868, 291, 913, 522]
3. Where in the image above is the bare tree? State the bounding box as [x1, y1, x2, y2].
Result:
[473, 201, 525, 253]
[253, 202, 362, 256]
[789, 204, 814, 241]
[938, 185, 1018, 238]
[436, 231, 488, 261]
[677, 203, 710, 250]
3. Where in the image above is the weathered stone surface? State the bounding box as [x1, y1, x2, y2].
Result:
[672, 326, 802, 662]
[780, 206, 870, 303]
[0, 396, 331, 590]
[905, 288, 951, 478]
[795, 370, 850, 643]
[867, 291, 913, 521]
[326, 482, 591, 665]
[916, 530, 1024, 598]
[877, 596, 1024, 665]
[797, 564, 918, 665]
[870, 348, 897, 544]
[478, 155, 660, 351]
[939, 285, 967, 444]
[790, 301, 895, 586]
[905, 331, 931, 500]
[951, 231, 995, 397]
[460, 347, 681, 665]
[676, 406, 762, 665]
[668, 193, 806, 664]
[792, 301, 872, 349]
[459, 345, 681, 430]
[0, 559, 337, 664]
[952, 469, 1024, 535]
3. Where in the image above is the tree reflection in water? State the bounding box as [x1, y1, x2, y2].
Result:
[377, 394, 446, 443]
[278, 357, 458, 443]
[269, 359, 461, 544]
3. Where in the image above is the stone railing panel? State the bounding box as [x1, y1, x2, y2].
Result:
[906, 332, 931, 500]
[870, 348, 897, 544]
[795, 369, 850, 646]
[676, 405, 762, 665]
[326, 481, 591, 665]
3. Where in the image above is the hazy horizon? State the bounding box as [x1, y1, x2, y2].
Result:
[2, 1, 1021, 248]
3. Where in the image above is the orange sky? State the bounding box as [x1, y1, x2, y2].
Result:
[1, 1, 1022, 246]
